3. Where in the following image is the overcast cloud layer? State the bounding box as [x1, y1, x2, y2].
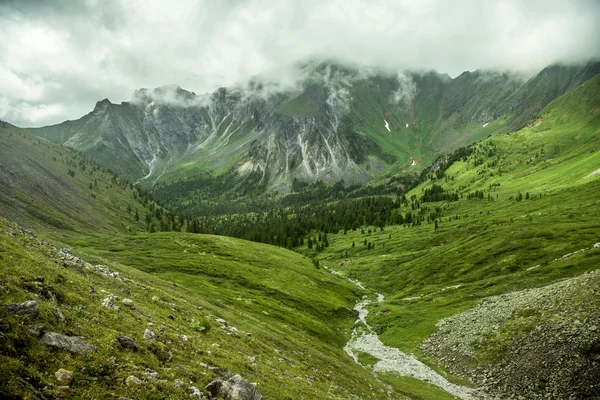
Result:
[1, 0, 599, 127]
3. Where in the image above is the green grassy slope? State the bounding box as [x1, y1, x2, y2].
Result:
[0, 220, 407, 399]
[308, 73, 600, 357]
[0, 122, 152, 234]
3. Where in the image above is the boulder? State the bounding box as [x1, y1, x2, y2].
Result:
[206, 374, 263, 400]
[4, 300, 39, 318]
[117, 335, 138, 351]
[40, 332, 97, 354]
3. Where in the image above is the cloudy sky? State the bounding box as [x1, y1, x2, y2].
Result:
[1, 0, 599, 127]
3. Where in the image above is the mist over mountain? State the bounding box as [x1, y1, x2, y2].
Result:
[2, 0, 600, 127]
[29, 60, 600, 194]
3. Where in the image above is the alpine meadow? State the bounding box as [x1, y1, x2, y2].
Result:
[1, 1, 599, 399]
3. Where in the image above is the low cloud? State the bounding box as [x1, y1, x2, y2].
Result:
[390, 73, 418, 109]
[1, 0, 599, 126]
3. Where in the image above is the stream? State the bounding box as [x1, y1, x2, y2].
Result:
[341, 281, 475, 399]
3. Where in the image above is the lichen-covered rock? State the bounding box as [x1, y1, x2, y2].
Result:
[125, 375, 143, 388]
[55, 368, 74, 384]
[145, 368, 159, 380]
[101, 295, 119, 309]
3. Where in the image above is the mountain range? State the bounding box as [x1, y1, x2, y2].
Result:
[30, 61, 600, 195]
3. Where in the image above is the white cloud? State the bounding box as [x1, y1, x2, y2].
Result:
[0, 0, 598, 126]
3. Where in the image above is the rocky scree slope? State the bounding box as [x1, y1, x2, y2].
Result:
[421, 267, 600, 399]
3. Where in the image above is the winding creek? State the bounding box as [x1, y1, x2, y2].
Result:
[338, 273, 475, 399]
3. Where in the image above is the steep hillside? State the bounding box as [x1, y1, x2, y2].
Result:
[0, 122, 168, 234]
[29, 61, 600, 200]
[309, 72, 600, 398]
[0, 219, 411, 399]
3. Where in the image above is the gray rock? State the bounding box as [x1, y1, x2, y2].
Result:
[40, 332, 97, 354]
[174, 364, 188, 371]
[144, 329, 156, 340]
[4, 300, 39, 318]
[206, 374, 263, 400]
[101, 295, 119, 309]
[53, 307, 66, 323]
[145, 368, 159, 380]
[117, 335, 138, 351]
[121, 298, 134, 307]
[178, 334, 190, 342]
[190, 385, 204, 398]
[215, 318, 228, 327]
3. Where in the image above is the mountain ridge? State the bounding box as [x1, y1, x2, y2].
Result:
[29, 61, 600, 196]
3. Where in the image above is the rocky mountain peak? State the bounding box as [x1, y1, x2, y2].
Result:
[93, 98, 113, 112]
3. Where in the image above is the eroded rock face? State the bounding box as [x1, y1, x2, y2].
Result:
[206, 374, 263, 400]
[40, 332, 97, 354]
